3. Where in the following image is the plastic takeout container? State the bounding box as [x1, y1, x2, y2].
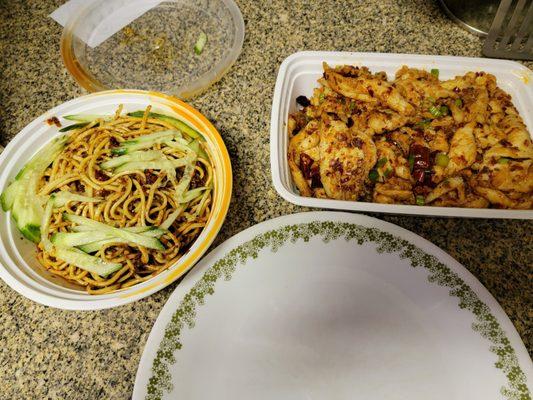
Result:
[0, 90, 232, 310]
[61, 0, 244, 98]
[270, 51, 533, 219]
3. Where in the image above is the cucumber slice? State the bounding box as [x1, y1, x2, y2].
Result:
[11, 173, 44, 243]
[113, 158, 189, 175]
[59, 122, 91, 132]
[78, 239, 124, 254]
[127, 111, 201, 139]
[100, 150, 164, 170]
[188, 139, 209, 160]
[77, 227, 165, 253]
[177, 187, 208, 203]
[112, 130, 180, 155]
[174, 164, 196, 200]
[72, 225, 165, 237]
[53, 192, 102, 208]
[40, 197, 55, 251]
[194, 32, 207, 55]
[63, 114, 112, 122]
[2, 133, 68, 238]
[159, 205, 185, 230]
[1, 179, 22, 212]
[55, 246, 122, 277]
[51, 231, 110, 247]
[63, 213, 164, 250]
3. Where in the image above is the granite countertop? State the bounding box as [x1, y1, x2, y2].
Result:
[0, 1, 531, 399]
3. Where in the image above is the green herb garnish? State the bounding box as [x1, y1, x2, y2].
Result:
[376, 157, 388, 168]
[194, 32, 207, 55]
[368, 169, 379, 183]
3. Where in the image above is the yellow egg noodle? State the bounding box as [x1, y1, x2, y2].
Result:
[34, 106, 213, 294]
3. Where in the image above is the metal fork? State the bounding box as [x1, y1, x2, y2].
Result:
[482, 0, 533, 60]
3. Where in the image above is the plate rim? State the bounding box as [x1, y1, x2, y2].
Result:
[133, 210, 533, 400]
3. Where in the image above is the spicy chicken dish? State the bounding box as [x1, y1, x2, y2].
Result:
[288, 63, 532, 209]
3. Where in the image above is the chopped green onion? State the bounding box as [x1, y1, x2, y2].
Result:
[429, 105, 442, 118]
[408, 154, 415, 171]
[415, 119, 432, 129]
[435, 153, 450, 167]
[439, 105, 449, 116]
[430, 68, 439, 78]
[455, 98, 463, 107]
[383, 168, 393, 178]
[349, 101, 356, 111]
[497, 157, 510, 164]
[416, 195, 425, 206]
[376, 157, 388, 168]
[194, 32, 207, 55]
[318, 93, 325, 103]
[368, 169, 379, 183]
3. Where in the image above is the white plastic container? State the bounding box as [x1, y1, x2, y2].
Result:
[270, 51, 533, 219]
[0, 90, 232, 310]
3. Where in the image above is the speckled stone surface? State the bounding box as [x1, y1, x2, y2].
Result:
[0, 1, 531, 399]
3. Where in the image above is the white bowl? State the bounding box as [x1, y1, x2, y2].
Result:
[0, 90, 232, 310]
[270, 51, 533, 219]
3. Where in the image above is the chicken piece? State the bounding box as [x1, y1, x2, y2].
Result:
[474, 186, 516, 208]
[387, 128, 412, 155]
[367, 111, 409, 135]
[373, 177, 414, 203]
[394, 67, 456, 107]
[486, 160, 533, 194]
[473, 123, 506, 150]
[319, 119, 376, 200]
[483, 114, 533, 161]
[375, 141, 411, 180]
[445, 122, 477, 176]
[288, 121, 320, 197]
[428, 129, 449, 153]
[425, 176, 465, 204]
[449, 101, 465, 124]
[464, 87, 489, 124]
[323, 63, 415, 115]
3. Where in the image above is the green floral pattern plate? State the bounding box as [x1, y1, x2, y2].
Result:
[133, 212, 532, 400]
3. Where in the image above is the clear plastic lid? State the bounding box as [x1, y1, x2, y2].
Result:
[61, 0, 244, 98]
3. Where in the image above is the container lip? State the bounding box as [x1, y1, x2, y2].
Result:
[60, 0, 245, 98]
[269, 51, 533, 220]
[0, 89, 232, 309]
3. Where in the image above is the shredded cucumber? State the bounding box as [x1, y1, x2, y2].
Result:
[100, 150, 164, 170]
[112, 130, 180, 155]
[75, 227, 165, 253]
[63, 213, 164, 250]
[59, 122, 91, 132]
[127, 111, 201, 139]
[63, 114, 112, 122]
[51, 231, 111, 247]
[78, 239, 125, 254]
[52, 192, 102, 208]
[40, 197, 55, 252]
[55, 246, 122, 277]
[177, 187, 208, 204]
[71, 225, 165, 237]
[113, 158, 190, 175]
